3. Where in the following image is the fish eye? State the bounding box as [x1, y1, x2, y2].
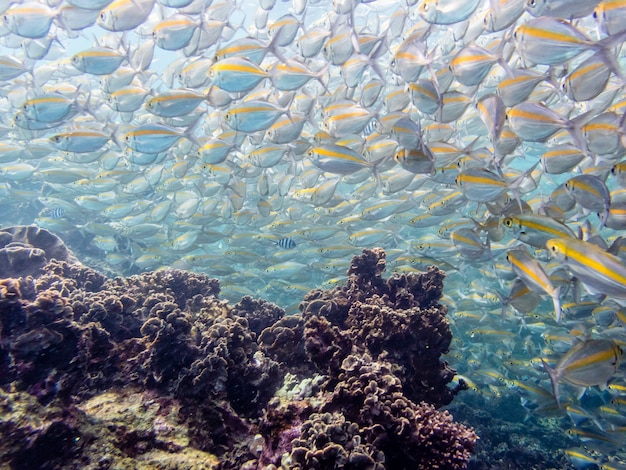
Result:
[100, 12, 106, 21]
[527, 0, 536, 6]
[503, 219, 512, 227]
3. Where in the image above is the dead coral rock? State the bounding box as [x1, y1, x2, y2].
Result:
[0, 389, 82, 469]
[257, 395, 311, 467]
[0, 225, 79, 278]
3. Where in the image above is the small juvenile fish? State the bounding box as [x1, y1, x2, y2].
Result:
[3, 3, 57, 39]
[97, 0, 155, 32]
[419, 0, 482, 24]
[224, 100, 290, 133]
[209, 57, 269, 93]
[71, 47, 126, 75]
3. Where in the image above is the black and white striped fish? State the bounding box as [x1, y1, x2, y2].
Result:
[276, 237, 297, 249]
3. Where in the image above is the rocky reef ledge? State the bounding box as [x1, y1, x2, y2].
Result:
[0, 226, 476, 469]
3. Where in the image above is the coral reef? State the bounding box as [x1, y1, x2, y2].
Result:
[233, 295, 285, 335]
[446, 392, 571, 470]
[0, 230, 476, 468]
[0, 225, 79, 278]
[298, 248, 461, 407]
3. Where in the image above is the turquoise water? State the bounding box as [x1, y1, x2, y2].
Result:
[1, 0, 626, 468]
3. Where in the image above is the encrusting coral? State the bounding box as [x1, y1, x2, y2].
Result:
[0, 227, 476, 469]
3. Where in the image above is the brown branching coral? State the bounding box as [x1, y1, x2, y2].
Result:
[0, 225, 79, 278]
[0, 234, 476, 469]
[297, 248, 459, 407]
[287, 411, 386, 470]
[320, 354, 476, 469]
[345, 295, 456, 407]
[232, 295, 285, 335]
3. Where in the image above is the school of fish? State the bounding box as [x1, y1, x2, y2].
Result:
[1, 0, 626, 466]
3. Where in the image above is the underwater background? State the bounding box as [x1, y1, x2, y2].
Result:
[1, 0, 626, 468]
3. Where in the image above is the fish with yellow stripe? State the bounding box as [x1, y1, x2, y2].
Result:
[506, 246, 562, 322]
[547, 237, 626, 302]
[542, 339, 623, 408]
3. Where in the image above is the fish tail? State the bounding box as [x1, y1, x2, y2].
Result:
[428, 66, 444, 123]
[315, 64, 331, 94]
[494, 29, 514, 77]
[552, 286, 562, 323]
[183, 113, 205, 148]
[494, 289, 509, 319]
[508, 160, 540, 213]
[598, 204, 610, 231]
[541, 358, 561, 409]
[598, 30, 626, 79]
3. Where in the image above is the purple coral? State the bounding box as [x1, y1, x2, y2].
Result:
[233, 295, 285, 335]
[259, 248, 477, 468]
[297, 248, 460, 407]
[0, 235, 476, 469]
[0, 225, 79, 278]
